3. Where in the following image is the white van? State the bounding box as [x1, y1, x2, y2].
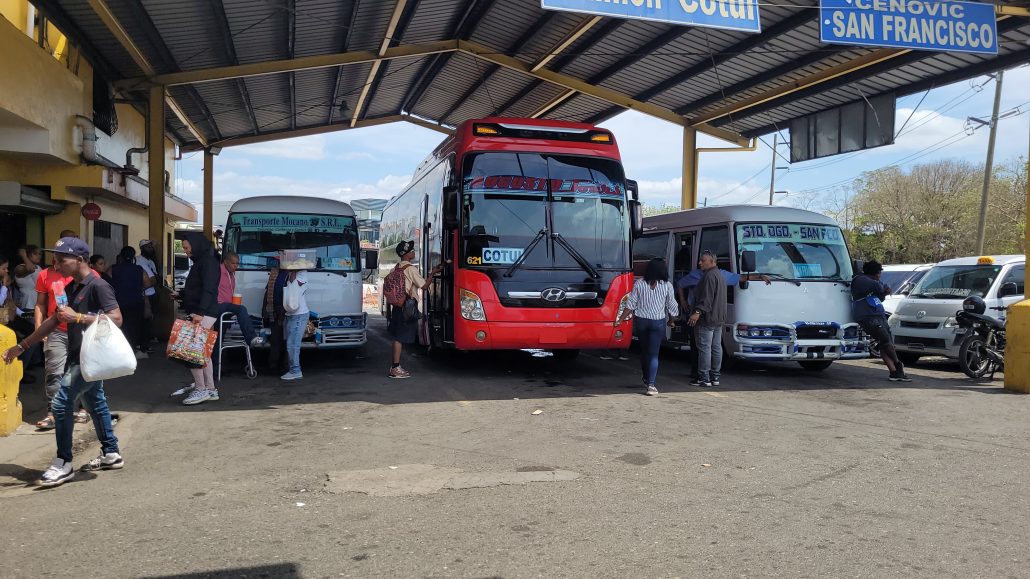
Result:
[638, 205, 867, 371]
[222, 196, 373, 349]
[890, 255, 1024, 362]
[880, 263, 934, 315]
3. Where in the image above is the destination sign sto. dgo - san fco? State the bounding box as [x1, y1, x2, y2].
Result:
[541, 0, 998, 55]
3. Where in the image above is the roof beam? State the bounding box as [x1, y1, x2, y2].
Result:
[182, 114, 451, 151]
[86, 0, 208, 146]
[459, 40, 746, 145]
[692, 48, 911, 126]
[439, 11, 556, 125]
[397, 0, 492, 117]
[116, 40, 460, 89]
[490, 19, 624, 117]
[709, 15, 1021, 128]
[328, 0, 362, 125]
[209, 0, 259, 135]
[352, 0, 411, 127]
[287, 0, 296, 131]
[531, 15, 602, 72]
[529, 90, 575, 118]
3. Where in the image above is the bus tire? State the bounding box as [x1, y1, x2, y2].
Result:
[798, 360, 833, 371]
[552, 349, 580, 362]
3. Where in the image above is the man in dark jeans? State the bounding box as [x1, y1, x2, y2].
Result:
[852, 260, 911, 382]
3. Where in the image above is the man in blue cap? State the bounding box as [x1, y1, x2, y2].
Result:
[2, 237, 126, 487]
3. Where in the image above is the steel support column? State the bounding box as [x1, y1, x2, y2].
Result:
[681, 127, 697, 210]
[1006, 139, 1030, 392]
[203, 150, 214, 239]
[147, 86, 166, 278]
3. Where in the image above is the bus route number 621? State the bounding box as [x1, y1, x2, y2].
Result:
[467, 256, 482, 265]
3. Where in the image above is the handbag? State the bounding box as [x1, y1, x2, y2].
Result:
[402, 296, 420, 322]
[80, 314, 137, 381]
[166, 318, 218, 368]
[284, 279, 302, 314]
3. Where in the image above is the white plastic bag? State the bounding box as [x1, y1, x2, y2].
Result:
[80, 313, 137, 382]
[284, 280, 302, 314]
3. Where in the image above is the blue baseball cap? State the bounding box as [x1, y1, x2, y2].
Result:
[48, 236, 91, 259]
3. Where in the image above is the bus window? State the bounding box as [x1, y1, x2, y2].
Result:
[632, 233, 669, 277]
[225, 212, 361, 272]
[672, 232, 695, 285]
[699, 226, 731, 271]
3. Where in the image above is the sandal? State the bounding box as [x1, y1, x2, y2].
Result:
[35, 415, 55, 430]
[74, 410, 89, 424]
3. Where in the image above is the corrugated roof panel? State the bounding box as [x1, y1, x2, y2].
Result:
[141, 0, 230, 70]
[347, 0, 394, 53]
[293, 68, 336, 127]
[403, 0, 463, 44]
[326, 62, 374, 122]
[544, 93, 611, 124]
[364, 56, 434, 118]
[515, 11, 595, 67]
[223, 0, 288, 64]
[559, 19, 672, 81]
[293, 0, 353, 58]
[242, 73, 292, 132]
[468, 1, 539, 54]
[57, 0, 147, 77]
[409, 52, 488, 120]
[444, 65, 530, 125]
[502, 82, 572, 119]
[182, 81, 251, 138]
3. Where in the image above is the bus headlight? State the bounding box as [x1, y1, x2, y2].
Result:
[842, 326, 861, 340]
[615, 294, 630, 325]
[460, 289, 487, 321]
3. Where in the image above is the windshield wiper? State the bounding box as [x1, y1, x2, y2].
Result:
[759, 272, 801, 287]
[552, 232, 600, 279]
[504, 229, 548, 278]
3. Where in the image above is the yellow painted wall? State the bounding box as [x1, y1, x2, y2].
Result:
[0, 16, 85, 164]
[0, 0, 31, 37]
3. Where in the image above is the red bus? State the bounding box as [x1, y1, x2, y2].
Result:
[378, 117, 642, 357]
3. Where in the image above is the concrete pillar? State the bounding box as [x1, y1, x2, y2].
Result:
[681, 127, 697, 209]
[1003, 153, 1030, 392]
[148, 85, 166, 279]
[203, 149, 213, 239]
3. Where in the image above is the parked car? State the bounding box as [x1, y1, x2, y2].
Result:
[880, 263, 934, 314]
[889, 255, 1024, 364]
[173, 253, 190, 292]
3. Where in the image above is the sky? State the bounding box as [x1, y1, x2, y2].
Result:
[175, 63, 1030, 227]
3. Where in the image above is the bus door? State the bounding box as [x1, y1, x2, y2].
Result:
[670, 231, 696, 342]
[421, 190, 448, 347]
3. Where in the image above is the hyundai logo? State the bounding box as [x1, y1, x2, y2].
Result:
[541, 288, 567, 302]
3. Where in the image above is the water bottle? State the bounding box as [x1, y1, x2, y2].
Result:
[53, 281, 68, 307]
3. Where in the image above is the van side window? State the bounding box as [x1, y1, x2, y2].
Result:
[632, 233, 669, 277]
[699, 226, 731, 271]
[1001, 265, 1024, 296]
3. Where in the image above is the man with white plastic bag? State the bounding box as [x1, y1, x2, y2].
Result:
[2, 237, 126, 488]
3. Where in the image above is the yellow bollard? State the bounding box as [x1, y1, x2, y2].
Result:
[1004, 299, 1030, 393]
[0, 325, 23, 436]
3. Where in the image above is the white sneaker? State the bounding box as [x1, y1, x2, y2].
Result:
[249, 336, 266, 347]
[183, 389, 215, 405]
[81, 452, 124, 471]
[40, 458, 75, 487]
[208, 389, 220, 401]
[280, 371, 303, 381]
[645, 385, 659, 396]
[171, 383, 196, 397]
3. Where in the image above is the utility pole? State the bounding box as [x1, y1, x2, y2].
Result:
[975, 70, 1003, 254]
[768, 133, 778, 205]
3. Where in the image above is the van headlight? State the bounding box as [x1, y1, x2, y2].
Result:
[842, 326, 861, 340]
[460, 289, 486, 321]
[615, 294, 630, 325]
[944, 317, 961, 331]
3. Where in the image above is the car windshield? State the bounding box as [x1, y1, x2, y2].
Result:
[461, 152, 628, 271]
[909, 264, 1002, 299]
[736, 222, 853, 281]
[225, 212, 361, 272]
[879, 270, 915, 293]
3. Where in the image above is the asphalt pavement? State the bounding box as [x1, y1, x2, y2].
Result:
[1, 316, 1027, 578]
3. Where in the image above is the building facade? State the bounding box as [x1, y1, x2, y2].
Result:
[351, 197, 387, 248]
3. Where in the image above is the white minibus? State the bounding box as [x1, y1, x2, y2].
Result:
[222, 196, 373, 349]
[637, 205, 867, 370]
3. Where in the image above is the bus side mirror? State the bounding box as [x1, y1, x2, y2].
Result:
[1000, 281, 1020, 297]
[739, 250, 756, 290]
[363, 250, 378, 271]
[626, 179, 639, 202]
[629, 200, 643, 238]
[443, 184, 459, 229]
[852, 259, 865, 277]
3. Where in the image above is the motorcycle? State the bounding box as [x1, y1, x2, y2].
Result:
[955, 296, 1006, 380]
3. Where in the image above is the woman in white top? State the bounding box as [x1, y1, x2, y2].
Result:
[281, 267, 309, 381]
[616, 258, 679, 396]
[14, 245, 42, 311]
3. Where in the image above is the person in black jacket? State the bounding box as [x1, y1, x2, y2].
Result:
[176, 233, 221, 406]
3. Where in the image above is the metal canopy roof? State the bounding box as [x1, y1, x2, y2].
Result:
[34, 0, 1030, 150]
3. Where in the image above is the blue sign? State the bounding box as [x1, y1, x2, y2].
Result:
[541, 0, 761, 33]
[819, 0, 998, 55]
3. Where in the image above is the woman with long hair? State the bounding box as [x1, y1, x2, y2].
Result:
[616, 258, 679, 396]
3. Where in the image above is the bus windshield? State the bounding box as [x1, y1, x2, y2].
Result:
[461, 152, 628, 271]
[224, 212, 360, 272]
[736, 222, 853, 281]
